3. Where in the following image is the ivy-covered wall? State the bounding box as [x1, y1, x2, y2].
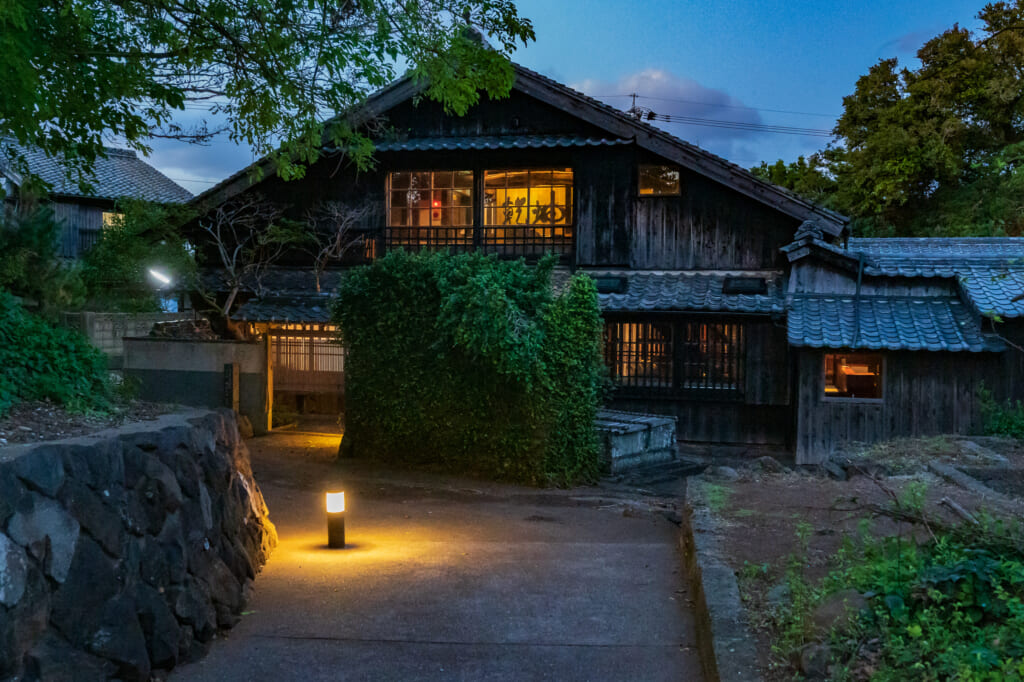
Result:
[333, 251, 605, 486]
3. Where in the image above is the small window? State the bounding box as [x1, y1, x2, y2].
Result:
[638, 165, 680, 196]
[823, 353, 883, 399]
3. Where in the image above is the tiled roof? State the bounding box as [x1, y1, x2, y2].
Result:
[847, 238, 1024, 318]
[234, 296, 334, 323]
[787, 295, 1001, 352]
[372, 135, 631, 152]
[595, 271, 785, 314]
[1, 143, 192, 203]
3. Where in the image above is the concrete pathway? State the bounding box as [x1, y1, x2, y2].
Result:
[173, 433, 703, 681]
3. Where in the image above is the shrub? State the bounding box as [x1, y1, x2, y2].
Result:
[0, 289, 109, 416]
[978, 387, 1024, 439]
[0, 205, 86, 316]
[333, 250, 604, 486]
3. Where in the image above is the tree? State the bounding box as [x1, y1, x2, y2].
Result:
[825, 1, 1024, 236]
[750, 154, 838, 208]
[195, 194, 308, 337]
[80, 200, 197, 312]
[0, 0, 534, 189]
[304, 200, 377, 293]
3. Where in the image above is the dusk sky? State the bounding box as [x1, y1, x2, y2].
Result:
[151, 0, 987, 195]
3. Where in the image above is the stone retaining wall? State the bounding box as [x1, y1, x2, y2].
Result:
[0, 410, 278, 681]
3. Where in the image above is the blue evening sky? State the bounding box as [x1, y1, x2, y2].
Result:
[151, 0, 986, 195]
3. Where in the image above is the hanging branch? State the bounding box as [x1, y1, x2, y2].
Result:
[304, 200, 375, 293]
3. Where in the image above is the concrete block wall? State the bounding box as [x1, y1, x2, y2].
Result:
[62, 312, 190, 368]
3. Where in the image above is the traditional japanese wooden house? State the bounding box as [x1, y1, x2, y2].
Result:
[191, 63, 1024, 463]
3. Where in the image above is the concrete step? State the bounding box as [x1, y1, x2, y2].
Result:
[595, 409, 677, 474]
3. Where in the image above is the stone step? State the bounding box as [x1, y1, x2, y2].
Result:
[595, 410, 677, 474]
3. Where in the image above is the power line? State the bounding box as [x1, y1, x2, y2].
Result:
[631, 108, 834, 138]
[594, 93, 840, 119]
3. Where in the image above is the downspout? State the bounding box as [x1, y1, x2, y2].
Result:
[853, 252, 864, 347]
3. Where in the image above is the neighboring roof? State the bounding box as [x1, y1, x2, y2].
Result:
[372, 134, 632, 152]
[594, 270, 785, 314]
[192, 63, 848, 234]
[848, 237, 1024, 319]
[787, 295, 1001, 352]
[234, 296, 333, 323]
[1, 143, 192, 203]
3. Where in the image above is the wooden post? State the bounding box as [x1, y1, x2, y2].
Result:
[223, 362, 240, 412]
[263, 334, 274, 433]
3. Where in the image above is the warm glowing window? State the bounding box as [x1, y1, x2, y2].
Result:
[482, 168, 573, 257]
[638, 165, 681, 196]
[823, 353, 883, 399]
[387, 171, 473, 249]
[605, 319, 745, 396]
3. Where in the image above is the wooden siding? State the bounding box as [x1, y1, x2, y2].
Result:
[789, 261, 958, 297]
[52, 201, 105, 258]
[629, 170, 797, 270]
[794, 349, 1022, 464]
[606, 315, 792, 445]
[612, 398, 791, 445]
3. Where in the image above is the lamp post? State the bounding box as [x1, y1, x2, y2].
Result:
[326, 491, 346, 548]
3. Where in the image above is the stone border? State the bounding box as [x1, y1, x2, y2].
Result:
[926, 461, 1010, 500]
[680, 475, 763, 682]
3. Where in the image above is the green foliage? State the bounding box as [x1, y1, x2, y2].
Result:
[773, 509, 1024, 680]
[979, 387, 1024, 439]
[0, 289, 108, 416]
[81, 200, 196, 312]
[0, 0, 534, 187]
[0, 205, 86, 316]
[333, 250, 604, 486]
[749, 154, 838, 209]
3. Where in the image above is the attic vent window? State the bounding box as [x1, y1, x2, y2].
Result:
[722, 277, 767, 295]
[595, 276, 628, 294]
[638, 165, 681, 196]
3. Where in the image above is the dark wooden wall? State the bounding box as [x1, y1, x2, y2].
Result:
[628, 168, 798, 270]
[231, 90, 801, 271]
[793, 349, 1020, 464]
[52, 200, 107, 258]
[608, 316, 793, 445]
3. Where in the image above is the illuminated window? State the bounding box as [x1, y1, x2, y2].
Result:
[101, 211, 123, 228]
[823, 353, 883, 399]
[638, 165, 681, 196]
[604, 319, 745, 396]
[483, 168, 573, 257]
[387, 171, 473, 250]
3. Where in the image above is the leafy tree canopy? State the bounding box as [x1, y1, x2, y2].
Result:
[750, 154, 837, 209]
[0, 0, 534, 188]
[756, 2, 1024, 237]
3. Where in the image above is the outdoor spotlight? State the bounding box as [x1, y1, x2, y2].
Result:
[326, 491, 346, 548]
[148, 268, 172, 287]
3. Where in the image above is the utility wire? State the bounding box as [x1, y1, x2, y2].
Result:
[593, 93, 840, 118]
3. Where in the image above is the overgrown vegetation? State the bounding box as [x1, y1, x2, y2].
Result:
[0, 205, 86, 316]
[333, 250, 605, 486]
[980, 387, 1024, 440]
[0, 289, 108, 416]
[771, 485, 1024, 680]
[81, 200, 196, 312]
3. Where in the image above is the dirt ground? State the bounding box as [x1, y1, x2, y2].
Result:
[0, 399, 179, 447]
[703, 437, 1024, 680]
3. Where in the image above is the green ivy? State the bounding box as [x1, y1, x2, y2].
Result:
[332, 250, 604, 486]
[0, 289, 109, 416]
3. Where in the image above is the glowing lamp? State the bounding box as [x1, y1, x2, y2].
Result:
[326, 491, 346, 548]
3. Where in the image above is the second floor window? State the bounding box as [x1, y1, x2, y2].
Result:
[387, 171, 473, 249]
[385, 168, 574, 259]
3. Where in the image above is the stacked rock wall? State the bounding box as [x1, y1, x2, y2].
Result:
[0, 410, 277, 681]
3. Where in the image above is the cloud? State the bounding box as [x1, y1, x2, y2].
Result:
[877, 27, 942, 56]
[572, 69, 766, 154]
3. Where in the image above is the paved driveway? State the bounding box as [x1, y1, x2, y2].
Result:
[173, 433, 703, 681]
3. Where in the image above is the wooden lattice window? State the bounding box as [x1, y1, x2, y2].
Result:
[387, 171, 473, 250]
[482, 168, 573, 258]
[604, 318, 745, 398]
